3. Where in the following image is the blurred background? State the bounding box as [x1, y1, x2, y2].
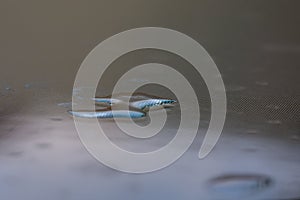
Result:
[0, 1, 299, 200]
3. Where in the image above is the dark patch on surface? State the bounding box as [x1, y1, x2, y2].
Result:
[50, 117, 63, 121]
[35, 142, 52, 149]
[6, 127, 15, 132]
[7, 151, 24, 157]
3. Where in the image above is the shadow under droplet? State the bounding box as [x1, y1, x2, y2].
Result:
[50, 117, 63, 121]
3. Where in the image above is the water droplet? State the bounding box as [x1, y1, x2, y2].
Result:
[24, 83, 32, 89]
[0, 85, 14, 95]
[209, 174, 272, 198]
[50, 117, 63, 121]
[4, 86, 12, 91]
[35, 142, 52, 149]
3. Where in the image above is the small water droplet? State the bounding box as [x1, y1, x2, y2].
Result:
[24, 83, 31, 89]
[1, 85, 14, 94]
[50, 117, 63, 121]
[35, 142, 52, 149]
[5, 86, 12, 91]
[209, 174, 272, 198]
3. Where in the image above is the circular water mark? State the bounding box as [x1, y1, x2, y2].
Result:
[72, 27, 226, 173]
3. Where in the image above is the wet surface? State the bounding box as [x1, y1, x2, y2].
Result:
[1, 0, 300, 200]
